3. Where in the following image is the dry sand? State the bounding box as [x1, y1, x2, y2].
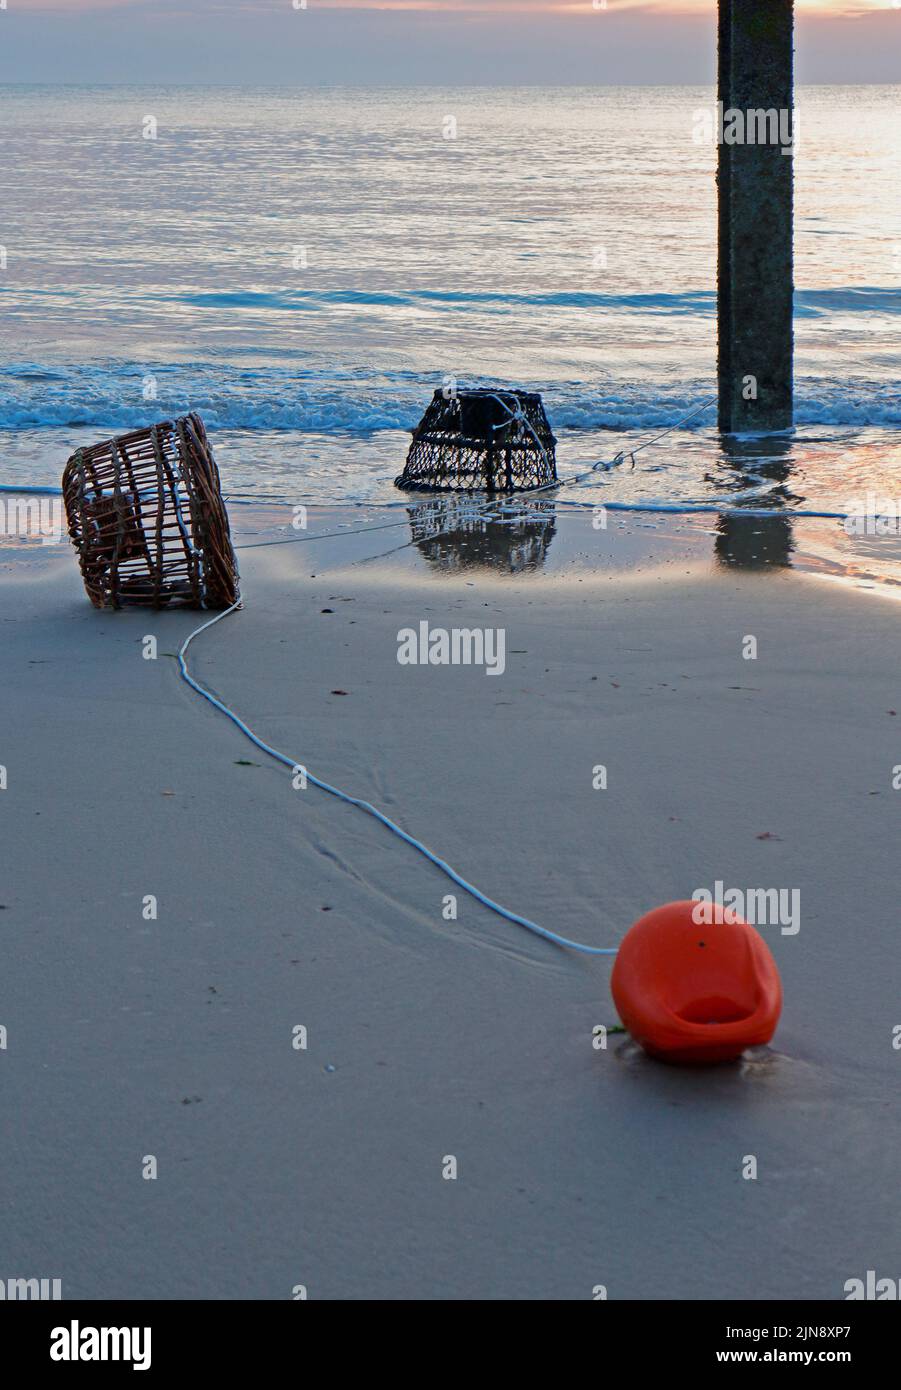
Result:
[2, 505, 899, 1299]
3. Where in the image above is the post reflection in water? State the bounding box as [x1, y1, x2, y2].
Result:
[406, 495, 557, 574]
[713, 433, 797, 570]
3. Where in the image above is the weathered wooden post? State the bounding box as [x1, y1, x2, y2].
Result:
[717, 0, 794, 433]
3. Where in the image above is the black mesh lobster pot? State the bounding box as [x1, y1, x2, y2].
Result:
[62, 413, 239, 610]
[395, 389, 557, 493]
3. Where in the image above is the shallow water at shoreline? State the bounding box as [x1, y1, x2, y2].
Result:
[6, 487, 899, 604]
[5, 420, 901, 509]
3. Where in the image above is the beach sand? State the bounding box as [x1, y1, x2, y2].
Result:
[2, 505, 899, 1300]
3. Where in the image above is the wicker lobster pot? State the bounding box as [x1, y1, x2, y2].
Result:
[395, 388, 557, 493]
[62, 413, 239, 610]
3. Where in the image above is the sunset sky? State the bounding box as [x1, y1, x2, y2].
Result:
[0, 1, 897, 83]
[5, 0, 891, 10]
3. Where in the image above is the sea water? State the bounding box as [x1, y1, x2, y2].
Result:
[1, 84, 899, 520]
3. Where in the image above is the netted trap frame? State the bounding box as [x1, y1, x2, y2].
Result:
[62, 413, 239, 610]
[395, 388, 557, 493]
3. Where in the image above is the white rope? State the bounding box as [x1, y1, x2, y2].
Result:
[548, 395, 720, 493]
[485, 391, 554, 467]
[177, 601, 617, 958]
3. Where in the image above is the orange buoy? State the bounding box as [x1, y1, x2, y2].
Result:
[610, 900, 782, 1064]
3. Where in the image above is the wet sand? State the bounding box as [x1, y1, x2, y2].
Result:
[2, 504, 899, 1299]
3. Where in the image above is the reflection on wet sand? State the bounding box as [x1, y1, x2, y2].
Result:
[715, 512, 796, 570]
[713, 434, 796, 570]
[406, 495, 557, 573]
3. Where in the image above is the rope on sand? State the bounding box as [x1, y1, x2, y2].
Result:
[235, 518, 411, 550]
[177, 601, 617, 958]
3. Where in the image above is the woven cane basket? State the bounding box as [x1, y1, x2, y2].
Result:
[62, 413, 239, 610]
[396, 388, 557, 493]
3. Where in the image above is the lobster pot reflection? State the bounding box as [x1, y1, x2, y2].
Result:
[407, 496, 557, 573]
[395, 389, 557, 493]
[62, 413, 239, 610]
